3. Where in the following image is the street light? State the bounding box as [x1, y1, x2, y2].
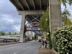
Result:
[46, 18, 52, 49]
[46, 19, 48, 21]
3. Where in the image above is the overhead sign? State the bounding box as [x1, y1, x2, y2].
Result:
[31, 22, 40, 26]
[26, 27, 40, 31]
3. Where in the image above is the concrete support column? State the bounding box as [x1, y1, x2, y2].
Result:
[49, 0, 62, 35]
[19, 11, 26, 42]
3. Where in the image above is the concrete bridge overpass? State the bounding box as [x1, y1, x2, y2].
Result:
[10, 0, 62, 42]
[10, 0, 49, 10]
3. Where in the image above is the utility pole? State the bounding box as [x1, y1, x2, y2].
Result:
[46, 18, 52, 49]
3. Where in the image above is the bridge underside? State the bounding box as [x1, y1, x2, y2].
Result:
[10, 0, 49, 10]
[26, 15, 41, 23]
[25, 15, 41, 36]
[10, 0, 62, 42]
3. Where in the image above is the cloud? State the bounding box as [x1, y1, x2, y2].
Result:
[0, 0, 21, 32]
[0, 14, 21, 32]
[13, 25, 21, 32]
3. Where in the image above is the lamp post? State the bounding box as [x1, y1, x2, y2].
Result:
[46, 19, 52, 49]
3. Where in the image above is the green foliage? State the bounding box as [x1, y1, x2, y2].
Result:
[8, 32, 11, 35]
[40, 8, 49, 32]
[53, 26, 72, 54]
[0, 31, 5, 36]
[14, 32, 17, 35]
[62, 9, 72, 26]
[60, 0, 72, 7]
[62, 17, 72, 26]
[40, 8, 53, 49]
[62, 9, 71, 16]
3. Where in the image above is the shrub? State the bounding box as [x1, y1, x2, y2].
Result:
[0, 31, 5, 36]
[53, 26, 72, 54]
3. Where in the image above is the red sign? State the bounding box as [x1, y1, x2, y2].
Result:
[31, 22, 39, 26]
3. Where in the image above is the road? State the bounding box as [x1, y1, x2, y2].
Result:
[0, 40, 41, 54]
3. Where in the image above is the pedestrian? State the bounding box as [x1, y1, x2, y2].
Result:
[42, 35, 47, 48]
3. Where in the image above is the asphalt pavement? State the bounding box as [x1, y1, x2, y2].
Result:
[0, 40, 41, 54]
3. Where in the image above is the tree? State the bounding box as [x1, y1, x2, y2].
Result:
[60, 0, 72, 7]
[14, 32, 17, 35]
[40, 8, 49, 32]
[8, 32, 11, 35]
[40, 8, 52, 49]
[62, 9, 72, 26]
[0, 31, 5, 36]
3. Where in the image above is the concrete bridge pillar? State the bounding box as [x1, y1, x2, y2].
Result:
[49, 0, 62, 36]
[19, 11, 26, 42]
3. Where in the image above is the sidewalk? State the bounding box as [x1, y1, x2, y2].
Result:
[39, 48, 57, 54]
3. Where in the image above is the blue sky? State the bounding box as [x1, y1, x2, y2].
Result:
[0, 0, 72, 32]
